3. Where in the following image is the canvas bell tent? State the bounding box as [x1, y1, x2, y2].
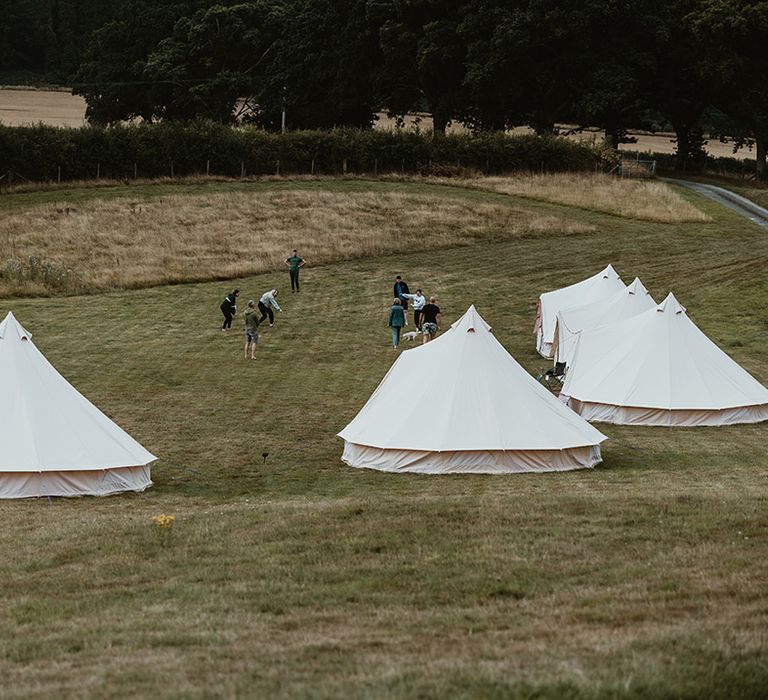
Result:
[534, 264, 625, 358]
[339, 306, 607, 473]
[560, 293, 768, 426]
[0, 312, 156, 498]
[554, 277, 656, 368]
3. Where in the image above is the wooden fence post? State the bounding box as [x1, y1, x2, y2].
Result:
[206, 159, 210, 176]
[240, 161, 245, 178]
[170, 161, 174, 178]
[311, 158, 315, 175]
[276, 159, 281, 176]
[96, 162, 100, 180]
[133, 162, 137, 179]
[57, 166, 61, 184]
[342, 158, 348, 175]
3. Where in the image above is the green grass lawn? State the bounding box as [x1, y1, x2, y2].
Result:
[0, 179, 767, 698]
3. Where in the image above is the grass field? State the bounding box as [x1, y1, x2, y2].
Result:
[0, 177, 767, 698]
[0, 179, 594, 296]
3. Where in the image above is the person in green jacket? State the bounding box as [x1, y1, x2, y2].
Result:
[243, 300, 260, 359]
[284, 249, 306, 292]
[388, 298, 406, 348]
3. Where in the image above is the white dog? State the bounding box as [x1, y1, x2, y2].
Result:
[401, 330, 421, 342]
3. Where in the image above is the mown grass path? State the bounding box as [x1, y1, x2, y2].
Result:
[0, 179, 766, 698]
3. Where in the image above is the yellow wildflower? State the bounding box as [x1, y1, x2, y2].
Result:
[151, 514, 176, 528]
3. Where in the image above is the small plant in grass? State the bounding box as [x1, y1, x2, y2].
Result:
[151, 514, 176, 547]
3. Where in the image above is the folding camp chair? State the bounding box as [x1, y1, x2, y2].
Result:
[536, 361, 566, 391]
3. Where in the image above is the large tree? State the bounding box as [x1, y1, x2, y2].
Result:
[461, 0, 601, 135]
[692, 0, 768, 178]
[73, 1, 208, 123]
[371, 0, 468, 135]
[646, 0, 711, 171]
[575, 0, 660, 149]
[144, 2, 284, 123]
[253, 0, 380, 130]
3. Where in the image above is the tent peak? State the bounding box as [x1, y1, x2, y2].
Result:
[626, 277, 650, 296]
[0, 312, 32, 341]
[656, 292, 686, 315]
[450, 305, 493, 333]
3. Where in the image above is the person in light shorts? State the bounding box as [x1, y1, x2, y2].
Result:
[420, 297, 441, 344]
[243, 300, 260, 359]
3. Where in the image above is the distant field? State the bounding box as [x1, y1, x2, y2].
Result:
[0, 87, 86, 127]
[0, 87, 753, 161]
[0, 178, 767, 697]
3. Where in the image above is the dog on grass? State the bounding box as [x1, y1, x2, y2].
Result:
[402, 330, 421, 342]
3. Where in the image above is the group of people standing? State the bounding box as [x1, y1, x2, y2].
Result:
[219, 255, 440, 355]
[219, 250, 308, 359]
[388, 275, 442, 348]
[220, 288, 284, 358]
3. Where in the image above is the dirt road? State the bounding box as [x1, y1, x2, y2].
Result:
[674, 179, 768, 229]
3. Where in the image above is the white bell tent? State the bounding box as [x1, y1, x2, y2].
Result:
[534, 264, 624, 358]
[339, 306, 607, 473]
[560, 293, 768, 426]
[0, 312, 156, 498]
[554, 277, 656, 368]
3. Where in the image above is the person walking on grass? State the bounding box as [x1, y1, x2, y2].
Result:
[421, 297, 441, 344]
[388, 298, 406, 348]
[220, 289, 240, 330]
[284, 249, 306, 292]
[243, 300, 260, 359]
[393, 276, 410, 323]
[403, 288, 426, 329]
[258, 289, 282, 327]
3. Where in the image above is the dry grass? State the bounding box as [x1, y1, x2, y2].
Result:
[0, 186, 592, 296]
[422, 173, 713, 223]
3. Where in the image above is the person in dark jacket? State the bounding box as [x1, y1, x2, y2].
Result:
[393, 276, 410, 315]
[388, 298, 406, 348]
[220, 289, 240, 330]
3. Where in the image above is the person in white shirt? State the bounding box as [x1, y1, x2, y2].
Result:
[403, 289, 426, 329]
[257, 289, 282, 327]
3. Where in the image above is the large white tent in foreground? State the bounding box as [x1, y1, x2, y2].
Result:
[339, 306, 608, 473]
[561, 293, 768, 427]
[0, 312, 156, 498]
[534, 264, 625, 358]
[554, 277, 656, 368]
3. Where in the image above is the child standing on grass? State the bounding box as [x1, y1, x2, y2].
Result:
[221, 289, 240, 330]
[388, 298, 406, 348]
[243, 300, 260, 359]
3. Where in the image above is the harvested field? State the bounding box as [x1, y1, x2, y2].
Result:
[0, 87, 86, 127]
[0, 184, 593, 296]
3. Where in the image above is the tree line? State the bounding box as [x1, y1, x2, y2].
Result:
[2, 0, 767, 177]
